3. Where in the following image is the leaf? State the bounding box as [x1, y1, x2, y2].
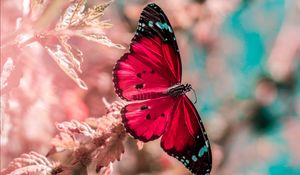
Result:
[84, 0, 113, 24]
[76, 33, 125, 49]
[51, 132, 79, 151]
[93, 124, 126, 168]
[0, 152, 62, 175]
[56, 0, 87, 30]
[78, 20, 113, 31]
[102, 98, 125, 114]
[59, 36, 83, 73]
[47, 101, 126, 174]
[56, 120, 96, 138]
[45, 45, 88, 90]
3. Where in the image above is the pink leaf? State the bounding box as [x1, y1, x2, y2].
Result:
[1, 152, 62, 175]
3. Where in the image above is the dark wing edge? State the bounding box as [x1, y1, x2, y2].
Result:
[185, 95, 212, 174]
[112, 53, 131, 101]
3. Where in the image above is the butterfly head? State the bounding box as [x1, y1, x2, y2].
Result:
[167, 83, 192, 97]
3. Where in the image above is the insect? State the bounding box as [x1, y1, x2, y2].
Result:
[112, 3, 212, 175]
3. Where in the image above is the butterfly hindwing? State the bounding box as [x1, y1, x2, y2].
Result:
[113, 3, 182, 101]
[161, 96, 212, 175]
[121, 96, 177, 141]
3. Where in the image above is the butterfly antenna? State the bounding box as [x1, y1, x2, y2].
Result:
[191, 87, 197, 104]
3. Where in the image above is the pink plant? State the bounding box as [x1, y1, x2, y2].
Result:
[1, 0, 124, 93]
[1, 99, 127, 175]
[1, 151, 63, 175]
[1, 0, 127, 174]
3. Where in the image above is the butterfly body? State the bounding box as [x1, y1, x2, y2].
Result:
[113, 3, 212, 175]
[167, 83, 192, 97]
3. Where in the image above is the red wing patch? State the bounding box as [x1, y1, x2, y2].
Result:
[113, 36, 180, 101]
[121, 96, 177, 142]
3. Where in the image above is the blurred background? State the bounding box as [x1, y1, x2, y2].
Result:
[1, 0, 300, 175]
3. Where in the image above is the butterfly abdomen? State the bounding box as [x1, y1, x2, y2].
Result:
[132, 91, 166, 100]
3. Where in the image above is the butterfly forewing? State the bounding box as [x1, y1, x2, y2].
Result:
[113, 3, 182, 101]
[135, 3, 182, 82]
[113, 37, 176, 101]
[161, 96, 212, 175]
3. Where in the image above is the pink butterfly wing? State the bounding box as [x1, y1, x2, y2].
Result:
[161, 96, 212, 175]
[113, 4, 181, 101]
[121, 96, 176, 141]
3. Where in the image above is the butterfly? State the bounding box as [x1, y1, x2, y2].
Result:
[112, 3, 212, 175]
